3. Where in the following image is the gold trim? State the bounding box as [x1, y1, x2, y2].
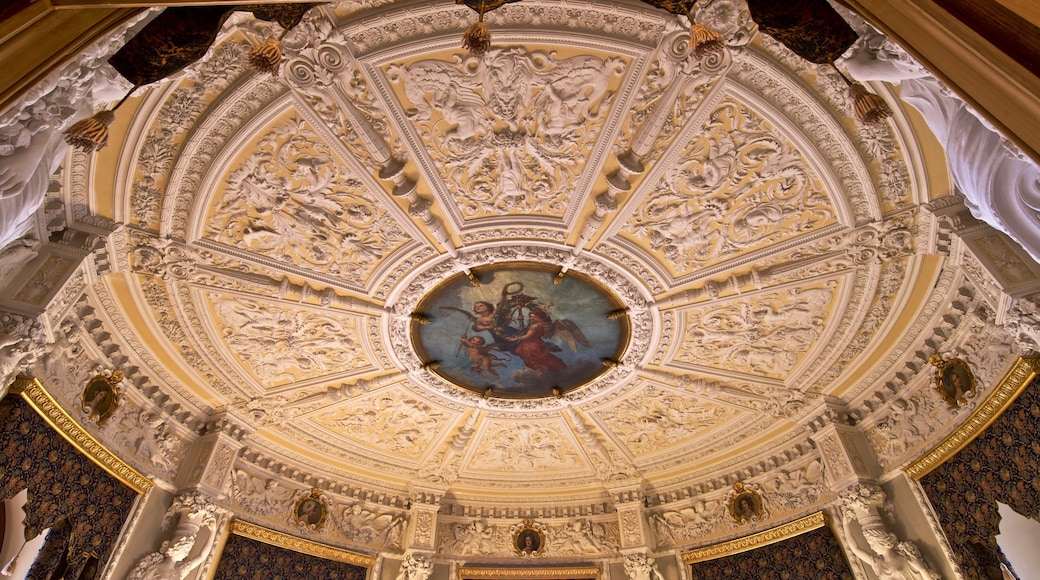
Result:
[10, 375, 153, 494]
[681, 511, 827, 564]
[904, 355, 1040, 480]
[458, 566, 600, 579]
[229, 519, 376, 567]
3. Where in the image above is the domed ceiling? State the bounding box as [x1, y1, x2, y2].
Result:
[75, 0, 951, 526]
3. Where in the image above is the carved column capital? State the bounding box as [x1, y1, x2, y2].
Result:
[808, 417, 880, 491]
[176, 412, 253, 499]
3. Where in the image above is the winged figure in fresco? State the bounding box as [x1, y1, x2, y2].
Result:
[440, 281, 590, 376]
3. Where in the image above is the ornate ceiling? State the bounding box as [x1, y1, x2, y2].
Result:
[45, 0, 1029, 556]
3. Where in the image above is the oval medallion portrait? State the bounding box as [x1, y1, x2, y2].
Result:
[412, 263, 630, 398]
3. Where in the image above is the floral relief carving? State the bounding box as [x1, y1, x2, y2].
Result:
[311, 392, 451, 460]
[617, 96, 835, 277]
[231, 469, 297, 518]
[436, 517, 618, 557]
[866, 389, 949, 469]
[209, 294, 371, 388]
[386, 48, 627, 219]
[674, 282, 837, 378]
[650, 497, 726, 547]
[333, 503, 408, 549]
[465, 420, 585, 472]
[593, 387, 738, 455]
[205, 116, 412, 284]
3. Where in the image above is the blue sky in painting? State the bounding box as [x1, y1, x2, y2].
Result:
[416, 268, 625, 397]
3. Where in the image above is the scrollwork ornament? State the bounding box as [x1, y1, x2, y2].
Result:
[293, 487, 331, 531]
[511, 518, 547, 557]
[80, 369, 123, 426]
[928, 353, 977, 408]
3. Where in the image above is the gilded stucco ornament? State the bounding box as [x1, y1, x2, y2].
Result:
[293, 487, 331, 531]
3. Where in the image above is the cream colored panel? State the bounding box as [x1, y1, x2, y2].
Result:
[616, 95, 836, 278]
[462, 417, 590, 475]
[204, 292, 373, 388]
[309, 389, 453, 461]
[201, 113, 414, 286]
[673, 280, 839, 379]
[384, 47, 629, 221]
[591, 387, 742, 457]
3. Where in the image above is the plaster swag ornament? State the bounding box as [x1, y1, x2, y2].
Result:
[839, 485, 940, 580]
[126, 492, 219, 580]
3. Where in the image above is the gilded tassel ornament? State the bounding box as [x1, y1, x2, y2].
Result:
[62, 87, 136, 152]
[689, 21, 725, 60]
[850, 82, 892, 125]
[249, 38, 283, 74]
[249, 27, 291, 75]
[462, 10, 491, 57]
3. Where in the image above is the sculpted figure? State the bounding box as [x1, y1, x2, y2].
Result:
[0, 17, 138, 251]
[127, 493, 219, 580]
[840, 485, 940, 580]
[842, 31, 1040, 263]
[394, 553, 433, 580]
[622, 553, 665, 580]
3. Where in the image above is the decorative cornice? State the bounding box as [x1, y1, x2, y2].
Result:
[9, 375, 154, 494]
[458, 566, 600, 579]
[680, 511, 827, 564]
[229, 519, 376, 567]
[904, 355, 1040, 480]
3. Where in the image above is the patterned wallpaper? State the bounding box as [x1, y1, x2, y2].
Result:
[213, 532, 367, 580]
[0, 395, 138, 572]
[920, 379, 1040, 578]
[687, 526, 853, 579]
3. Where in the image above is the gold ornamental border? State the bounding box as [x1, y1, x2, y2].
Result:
[681, 511, 826, 564]
[458, 566, 600, 579]
[904, 355, 1040, 480]
[10, 375, 153, 494]
[229, 519, 376, 567]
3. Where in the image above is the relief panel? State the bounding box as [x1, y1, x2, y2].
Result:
[202, 114, 414, 286]
[309, 389, 455, 461]
[671, 280, 839, 379]
[591, 386, 741, 457]
[204, 293, 373, 388]
[615, 94, 836, 278]
[384, 46, 629, 221]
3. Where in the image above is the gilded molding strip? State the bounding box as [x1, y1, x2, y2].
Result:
[458, 566, 600, 579]
[10, 375, 154, 494]
[904, 355, 1040, 480]
[681, 511, 827, 564]
[229, 519, 376, 567]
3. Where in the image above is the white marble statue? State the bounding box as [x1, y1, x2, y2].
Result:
[841, 30, 1040, 263]
[839, 485, 941, 580]
[126, 493, 218, 580]
[0, 13, 144, 251]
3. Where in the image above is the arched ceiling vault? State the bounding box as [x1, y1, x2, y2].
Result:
[71, 0, 963, 515]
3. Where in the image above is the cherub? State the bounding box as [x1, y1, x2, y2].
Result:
[460, 333, 506, 378]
